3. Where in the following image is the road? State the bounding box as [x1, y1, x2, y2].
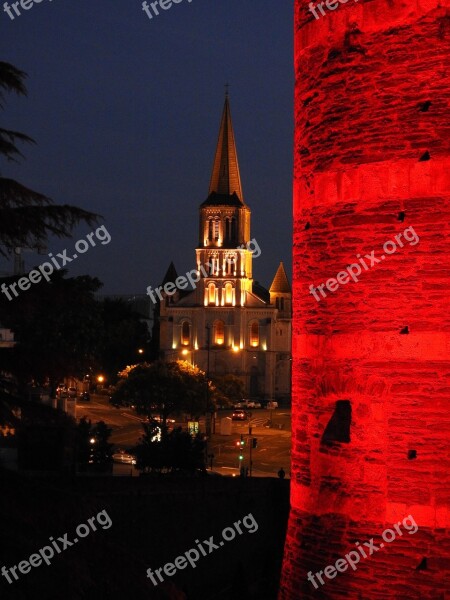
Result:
[76, 395, 291, 478]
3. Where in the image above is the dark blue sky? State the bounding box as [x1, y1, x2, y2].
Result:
[1, 0, 293, 295]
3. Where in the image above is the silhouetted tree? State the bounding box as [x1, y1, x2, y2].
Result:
[0, 271, 103, 387]
[96, 298, 150, 381]
[76, 417, 113, 471]
[0, 61, 98, 257]
[135, 425, 205, 475]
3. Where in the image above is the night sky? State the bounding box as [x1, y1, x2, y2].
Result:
[1, 0, 293, 295]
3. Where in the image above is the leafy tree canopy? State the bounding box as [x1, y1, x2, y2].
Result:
[212, 373, 245, 406]
[112, 360, 215, 432]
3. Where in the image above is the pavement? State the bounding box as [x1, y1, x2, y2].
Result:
[76, 395, 291, 478]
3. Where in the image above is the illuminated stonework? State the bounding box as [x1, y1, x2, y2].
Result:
[158, 96, 292, 401]
[280, 1, 450, 598]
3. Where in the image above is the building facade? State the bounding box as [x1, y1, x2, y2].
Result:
[158, 96, 291, 403]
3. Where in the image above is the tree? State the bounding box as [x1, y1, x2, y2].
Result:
[76, 416, 92, 468]
[0, 270, 103, 388]
[134, 425, 206, 475]
[212, 373, 245, 407]
[90, 421, 113, 467]
[112, 360, 214, 436]
[96, 298, 150, 381]
[0, 61, 98, 257]
[75, 417, 113, 472]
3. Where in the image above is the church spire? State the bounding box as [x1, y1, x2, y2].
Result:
[208, 93, 244, 202]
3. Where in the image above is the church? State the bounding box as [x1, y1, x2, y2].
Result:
[157, 95, 292, 404]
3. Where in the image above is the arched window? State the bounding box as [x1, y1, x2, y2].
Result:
[230, 217, 237, 241]
[208, 219, 213, 241]
[213, 218, 220, 240]
[225, 218, 231, 242]
[225, 254, 236, 275]
[208, 283, 216, 305]
[276, 297, 285, 311]
[224, 283, 234, 305]
[250, 322, 259, 347]
[208, 253, 219, 276]
[214, 320, 225, 346]
[181, 321, 190, 346]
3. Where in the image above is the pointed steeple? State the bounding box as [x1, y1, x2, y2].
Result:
[208, 94, 244, 202]
[270, 262, 291, 294]
[161, 262, 178, 286]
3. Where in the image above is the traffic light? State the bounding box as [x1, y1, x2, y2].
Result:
[238, 435, 245, 461]
[252, 438, 257, 449]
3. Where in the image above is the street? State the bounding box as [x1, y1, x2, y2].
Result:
[76, 395, 291, 478]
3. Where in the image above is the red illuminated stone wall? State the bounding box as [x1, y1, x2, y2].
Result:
[280, 0, 450, 598]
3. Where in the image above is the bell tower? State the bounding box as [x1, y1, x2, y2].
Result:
[195, 94, 253, 308]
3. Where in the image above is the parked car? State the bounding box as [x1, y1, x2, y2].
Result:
[56, 384, 67, 398]
[147, 416, 176, 424]
[112, 450, 136, 465]
[266, 401, 279, 409]
[232, 410, 252, 421]
[67, 387, 77, 398]
[80, 391, 91, 402]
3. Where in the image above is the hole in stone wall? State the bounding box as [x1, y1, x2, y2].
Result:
[327, 49, 341, 60]
[321, 400, 352, 445]
[305, 222, 311, 230]
[419, 151, 431, 161]
[400, 326, 409, 334]
[303, 92, 318, 107]
[418, 101, 432, 112]
[408, 450, 417, 460]
[397, 211, 405, 222]
[415, 557, 428, 571]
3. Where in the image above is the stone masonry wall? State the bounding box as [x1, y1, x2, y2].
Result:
[280, 0, 450, 598]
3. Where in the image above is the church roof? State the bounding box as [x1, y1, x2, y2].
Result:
[252, 281, 270, 304]
[269, 262, 291, 293]
[206, 94, 244, 204]
[161, 262, 178, 286]
[200, 192, 243, 208]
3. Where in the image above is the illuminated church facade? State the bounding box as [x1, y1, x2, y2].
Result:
[157, 95, 291, 403]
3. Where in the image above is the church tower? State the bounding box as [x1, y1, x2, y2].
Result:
[157, 94, 292, 403]
[195, 95, 254, 309]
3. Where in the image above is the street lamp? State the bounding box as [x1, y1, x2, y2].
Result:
[89, 437, 96, 465]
